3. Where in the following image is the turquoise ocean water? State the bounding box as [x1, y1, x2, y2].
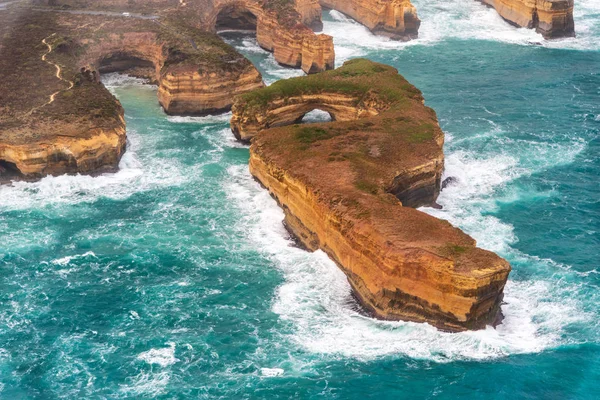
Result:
[1, 1, 599, 398]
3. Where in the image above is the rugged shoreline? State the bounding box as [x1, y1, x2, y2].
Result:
[234, 59, 511, 331]
[477, 0, 575, 38]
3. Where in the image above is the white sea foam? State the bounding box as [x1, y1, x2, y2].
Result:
[223, 118, 591, 361]
[101, 73, 154, 89]
[422, 135, 586, 253]
[0, 74, 213, 211]
[260, 368, 284, 377]
[322, 0, 600, 62]
[137, 342, 178, 367]
[120, 371, 171, 396]
[167, 113, 232, 125]
[51, 251, 97, 267]
[0, 129, 185, 210]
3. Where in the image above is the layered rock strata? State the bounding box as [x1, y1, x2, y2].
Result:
[479, 0, 575, 38]
[320, 0, 420, 40]
[0, 8, 263, 179]
[233, 59, 511, 331]
[193, 0, 335, 73]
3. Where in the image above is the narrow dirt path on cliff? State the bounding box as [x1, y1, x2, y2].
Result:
[27, 34, 75, 116]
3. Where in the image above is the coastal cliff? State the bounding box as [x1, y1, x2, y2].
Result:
[479, 0, 575, 38]
[234, 59, 511, 331]
[0, 8, 263, 180]
[193, 0, 335, 73]
[320, 0, 420, 40]
[68, 15, 265, 116]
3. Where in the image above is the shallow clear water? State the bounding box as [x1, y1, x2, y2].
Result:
[1, 1, 599, 398]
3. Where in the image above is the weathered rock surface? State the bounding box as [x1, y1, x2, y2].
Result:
[0, 8, 262, 179]
[192, 0, 335, 73]
[479, 0, 575, 38]
[234, 59, 511, 331]
[321, 0, 420, 40]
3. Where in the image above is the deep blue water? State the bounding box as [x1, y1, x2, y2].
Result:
[1, 1, 599, 398]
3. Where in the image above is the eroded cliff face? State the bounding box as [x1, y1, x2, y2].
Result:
[295, 0, 324, 30]
[158, 65, 263, 115]
[79, 25, 265, 116]
[0, 121, 127, 178]
[194, 0, 335, 73]
[231, 92, 383, 142]
[0, 9, 263, 181]
[234, 59, 511, 331]
[320, 0, 420, 40]
[479, 0, 575, 38]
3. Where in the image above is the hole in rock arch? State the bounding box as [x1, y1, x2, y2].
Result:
[216, 5, 257, 32]
[98, 52, 157, 81]
[299, 109, 334, 124]
[0, 160, 23, 180]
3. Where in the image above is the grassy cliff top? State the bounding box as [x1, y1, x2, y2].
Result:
[248, 59, 444, 203]
[238, 58, 424, 110]
[0, 7, 253, 144]
[249, 60, 508, 272]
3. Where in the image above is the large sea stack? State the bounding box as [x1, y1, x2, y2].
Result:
[232, 59, 511, 332]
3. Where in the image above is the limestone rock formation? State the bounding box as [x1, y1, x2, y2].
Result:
[76, 20, 265, 116]
[192, 0, 335, 73]
[233, 59, 511, 331]
[0, 8, 263, 180]
[33, 0, 337, 73]
[320, 0, 420, 40]
[479, 0, 575, 38]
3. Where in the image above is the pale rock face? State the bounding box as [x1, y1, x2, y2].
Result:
[479, 0, 575, 38]
[1, 17, 264, 180]
[320, 0, 420, 40]
[196, 0, 336, 74]
[233, 60, 511, 331]
[0, 121, 127, 178]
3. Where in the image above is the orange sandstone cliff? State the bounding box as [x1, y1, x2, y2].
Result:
[192, 0, 335, 73]
[33, 0, 337, 73]
[0, 7, 263, 179]
[232, 59, 511, 331]
[321, 0, 420, 40]
[479, 0, 575, 38]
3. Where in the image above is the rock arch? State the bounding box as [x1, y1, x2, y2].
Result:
[1, 10, 264, 182]
[241, 60, 511, 332]
[231, 92, 381, 143]
[78, 31, 263, 116]
[97, 52, 158, 80]
[197, 0, 335, 74]
[213, 1, 259, 31]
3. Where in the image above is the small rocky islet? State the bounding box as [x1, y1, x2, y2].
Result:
[0, 0, 579, 330]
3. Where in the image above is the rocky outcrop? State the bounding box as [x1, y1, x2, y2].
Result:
[157, 66, 263, 115]
[320, 0, 420, 40]
[232, 92, 382, 142]
[0, 8, 263, 181]
[82, 33, 264, 116]
[193, 0, 335, 73]
[0, 122, 126, 179]
[479, 0, 575, 38]
[295, 0, 324, 30]
[234, 59, 511, 331]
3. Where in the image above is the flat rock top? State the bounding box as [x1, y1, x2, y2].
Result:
[250, 59, 509, 276]
[247, 59, 444, 196]
[0, 5, 251, 145]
